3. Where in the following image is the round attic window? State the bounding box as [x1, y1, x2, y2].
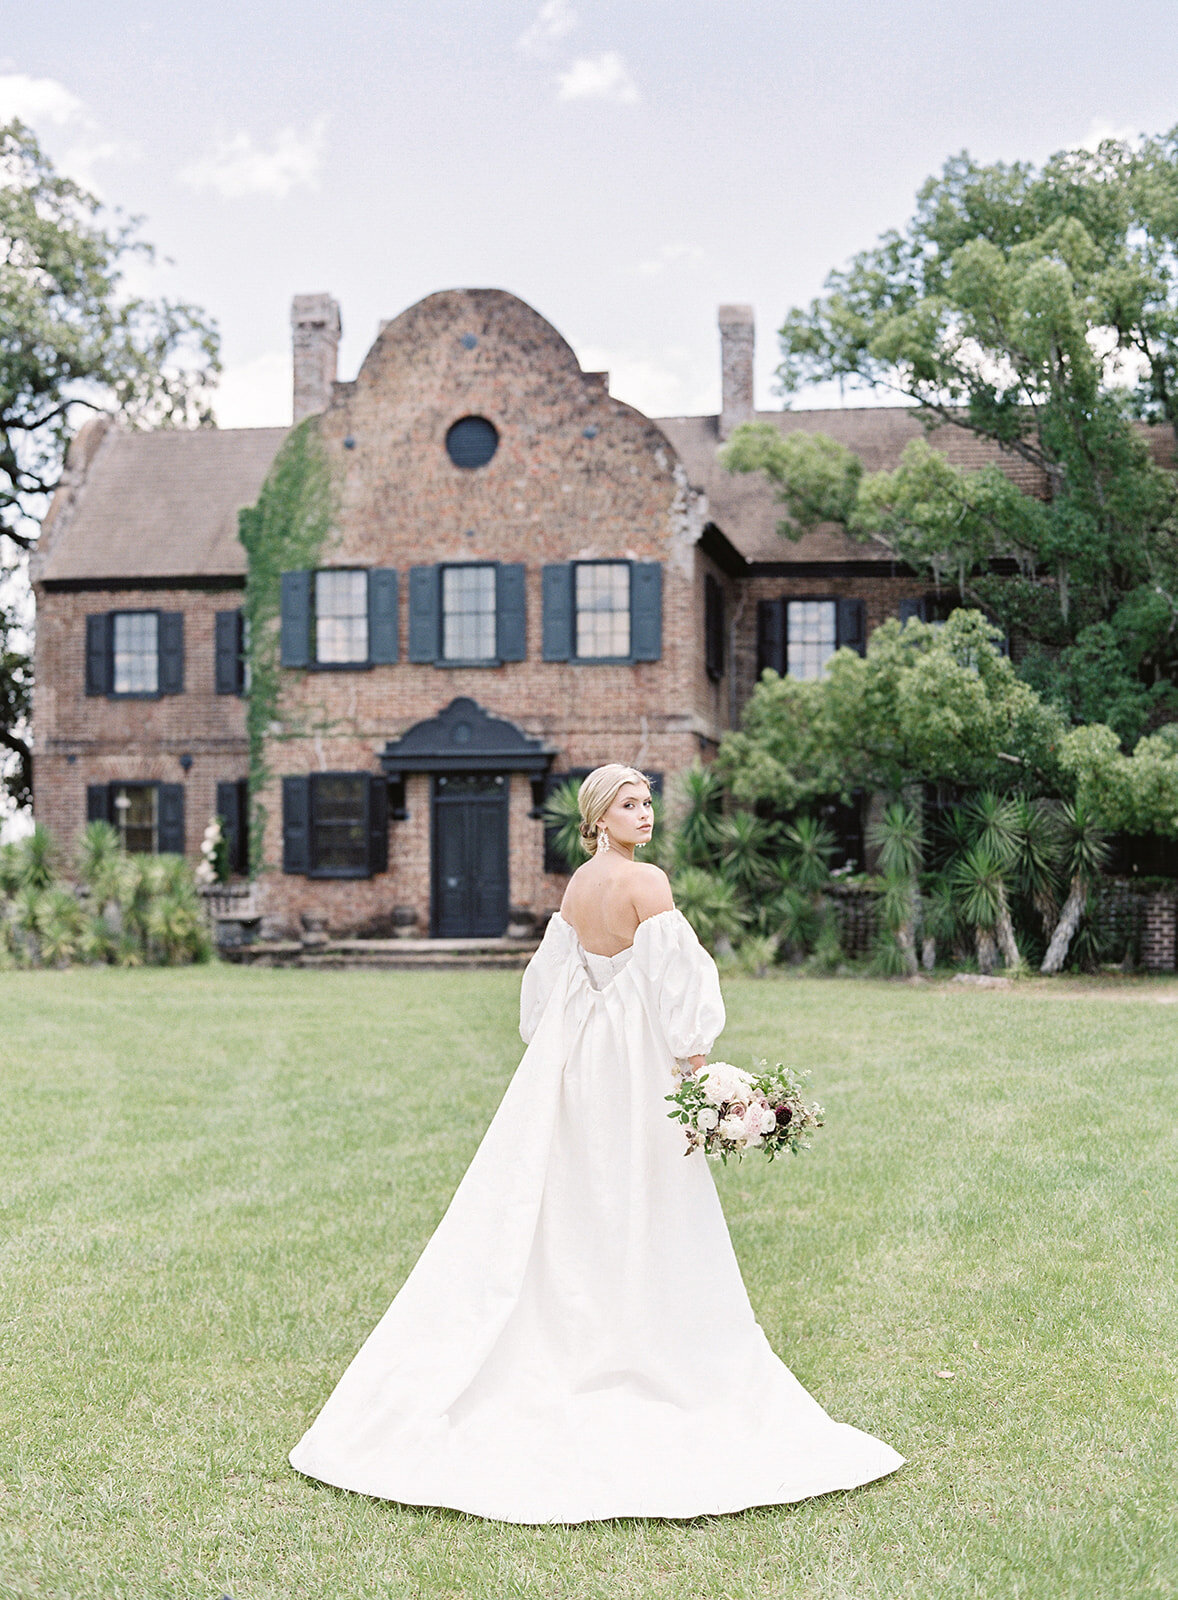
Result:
[446, 415, 499, 469]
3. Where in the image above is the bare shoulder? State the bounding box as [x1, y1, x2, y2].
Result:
[629, 861, 674, 919]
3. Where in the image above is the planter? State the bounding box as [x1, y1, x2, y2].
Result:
[392, 905, 419, 941]
[300, 911, 329, 950]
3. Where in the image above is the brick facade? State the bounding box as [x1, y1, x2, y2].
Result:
[33, 585, 248, 858]
[33, 287, 1028, 941]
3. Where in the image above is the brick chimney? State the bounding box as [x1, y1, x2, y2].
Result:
[291, 293, 341, 423]
[718, 303, 755, 440]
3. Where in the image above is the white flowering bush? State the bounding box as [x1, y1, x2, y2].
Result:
[195, 815, 229, 886]
[666, 1059, 823, 1164]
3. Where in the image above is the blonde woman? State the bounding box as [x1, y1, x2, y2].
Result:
[290, 764, 902, 1521]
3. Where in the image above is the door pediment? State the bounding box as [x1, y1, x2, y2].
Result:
[380, 697, 555, 777]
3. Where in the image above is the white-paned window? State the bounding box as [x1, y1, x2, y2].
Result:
[787, 600, 837, 680]
[112, 612, 159, 694]
[314, 570, 369, 664]
[574, 562, 630, 659]
[441, 564, 496, 661]
[112, 783, 157, 854]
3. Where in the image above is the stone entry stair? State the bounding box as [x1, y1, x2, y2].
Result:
[223, 936, 539, 970]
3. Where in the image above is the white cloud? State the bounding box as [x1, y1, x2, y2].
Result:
[0, 71, 83, 127]
[556, 52, 640, 105]
[212, 347, 292, 428]
[637, 244, 705, 278]
[179, 118, 327, 200]
[575, 342, 714, 418]
[1078, 118, 1140, 152]
[0, 73, 133, 192]
[516, 0, 577, 59]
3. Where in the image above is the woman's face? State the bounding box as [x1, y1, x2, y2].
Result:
[601, 782, 654, 849]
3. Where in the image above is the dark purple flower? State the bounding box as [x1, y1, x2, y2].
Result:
[775, 1103, 792, 1127]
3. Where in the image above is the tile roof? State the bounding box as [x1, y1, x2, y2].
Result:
[653, 408, 1052, 565]
[37, 425, 289, 583]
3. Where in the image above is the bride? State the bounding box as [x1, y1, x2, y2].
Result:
[289, 764, 904, 1522]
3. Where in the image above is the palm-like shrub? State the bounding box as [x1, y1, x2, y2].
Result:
[671, 866, 744, 953]
[867, 801, 923, 976]
[1008, 796, 1063, 940]
[671, 765, 723, 871]
[951, 842, 1009, 974]
[0, 823, 211, 968]
[18, 824, 58, 890]
[780, 815, 836, 896]
[715, 810, 777, 897]
[1040, 801, 1110, 974]
[960, 791, 1023, 969]
[541, 779, 587, 873]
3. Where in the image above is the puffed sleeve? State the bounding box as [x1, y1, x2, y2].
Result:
[519, 914, 577, 1044]
[632, 909, 725, 1059]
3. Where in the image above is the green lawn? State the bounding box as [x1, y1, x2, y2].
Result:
[1, 966, 1175, 1600]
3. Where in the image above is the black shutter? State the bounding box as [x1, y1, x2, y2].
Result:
[87, 783, 112, 824]
[836, 598, 867, 656]
[368, 569, 399, 665]
[216, 779, 247, 874]
[408, 564, 440, 663]
[898, 598, 927, 624]
[630, 562, 662, 662]
[158, 613, 184, 694]
[157, 783, 185, 854]
[704, 572, 724, 681]
[85, 613, 112, 696]
[496, 562, 527, 661]
[368, 775, 389, 875]
[280, 571, 312, 668]
[756, 598, 786, 677]
[282, 776, 312, 874]
[215, 610, 244, 694]
[541, 563, 573, 661]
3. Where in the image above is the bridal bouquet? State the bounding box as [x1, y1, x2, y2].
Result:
[666, 1059, 823, 1164]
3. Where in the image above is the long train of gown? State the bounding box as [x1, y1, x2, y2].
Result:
[289, 908, 904, 1522]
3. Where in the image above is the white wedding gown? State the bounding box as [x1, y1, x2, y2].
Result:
[289, 908, 904, 1522]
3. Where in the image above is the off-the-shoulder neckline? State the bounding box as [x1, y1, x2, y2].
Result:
[551, 906, 680, 959]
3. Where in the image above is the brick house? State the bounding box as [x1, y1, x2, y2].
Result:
[31, 287, 1036, 939]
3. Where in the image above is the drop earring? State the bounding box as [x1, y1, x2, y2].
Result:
[598, 828, 611, 854]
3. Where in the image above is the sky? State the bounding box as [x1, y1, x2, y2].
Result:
[6, 0, 1178, 430]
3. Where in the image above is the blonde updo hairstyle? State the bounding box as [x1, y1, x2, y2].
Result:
[577, 763, 651, 856]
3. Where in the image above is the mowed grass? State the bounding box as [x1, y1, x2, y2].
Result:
[1, 966, 1175, 1600]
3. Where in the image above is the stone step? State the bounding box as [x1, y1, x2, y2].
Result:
[223, 936, 540, 970]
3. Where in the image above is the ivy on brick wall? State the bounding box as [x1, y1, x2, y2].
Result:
[238, 420, 336, 875]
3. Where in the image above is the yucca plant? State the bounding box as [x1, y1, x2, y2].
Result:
[541, 779, 587, 873]
[780, 814, 837, 898]
[762, 872, 817, 959]
[919, 871, 962, 970]
[960, 791, 1023, 969]
[13, 824, 57, 892]
[1040, 801, 1111, 974]
[734, 932, 779, 978]
[951, 841, 1009, 974]
[1008, 795, 1063, 940]
[867, 801, 923, 977]
[671, 765, 724, 871]
[670, 866, 744, 954]
[0, 840, 23, 897]
[34, 887, 85, 966]
[715, 810, 777, 899]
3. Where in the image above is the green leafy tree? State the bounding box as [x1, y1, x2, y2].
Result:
[724, 131, 1178, 739]
[717, 610, 1067, 809]
[0, 119, 220, 810]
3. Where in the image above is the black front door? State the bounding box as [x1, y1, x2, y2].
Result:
[431, 772, 509, 937]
